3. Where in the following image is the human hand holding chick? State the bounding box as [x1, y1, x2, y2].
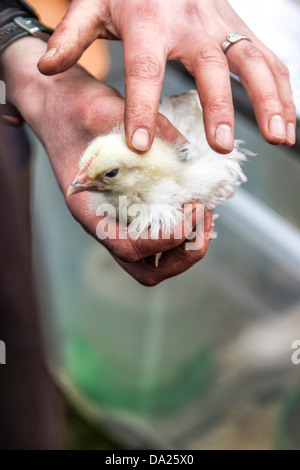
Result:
[67, 90, 247, 241]
[2, 37, 213, 285]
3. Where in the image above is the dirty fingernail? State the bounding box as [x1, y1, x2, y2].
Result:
[269, 115, 286, 139]
[132, 128, 150, 152]
[38, 48, 58, 63]
[215, 124, 234, 151]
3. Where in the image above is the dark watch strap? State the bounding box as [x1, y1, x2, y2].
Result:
[0, 0, 53, 54]
[0, 0, 37, 23]
[0, 16, 53, 55]
[0, 0, 53, 126]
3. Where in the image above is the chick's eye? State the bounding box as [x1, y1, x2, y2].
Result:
[105, 168, 119, 178]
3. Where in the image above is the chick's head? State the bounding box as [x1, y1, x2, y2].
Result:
[67, 132, 175, 198]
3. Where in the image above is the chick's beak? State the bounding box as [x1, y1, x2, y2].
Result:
[67, 153, 109, 197]
[67, 164, 106, 197]
[67, 178, 107, 197]
[67, 181, 89, 197]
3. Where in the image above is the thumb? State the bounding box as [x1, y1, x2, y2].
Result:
[37, 2, 101, 75]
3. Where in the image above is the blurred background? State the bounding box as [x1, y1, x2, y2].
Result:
[25, 0, 300, 449]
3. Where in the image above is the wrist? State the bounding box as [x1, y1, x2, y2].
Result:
[1, 37, 48, 112]
[1, 36, 85, 128]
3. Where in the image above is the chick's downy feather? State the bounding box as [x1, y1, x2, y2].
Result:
[68, 91, 251, 236]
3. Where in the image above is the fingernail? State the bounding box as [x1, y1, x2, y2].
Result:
[215, 125, 234, 151]
[132, 128, 150, 152]
[38, 48, 58, 63]
[287, 122, 296, 145]
[269, 115, 286, 139]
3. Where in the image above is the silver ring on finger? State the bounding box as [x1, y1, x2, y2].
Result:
[221, 32, 252, 54]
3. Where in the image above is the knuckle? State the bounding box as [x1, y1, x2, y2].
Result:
[184, 0, 199, 18]
[116, 246, 140, 263]
[204, 95, 233, 116]
[241, 44, 265, 62]
[190, 252, 205, 264]
[271, 58, 290, 79]
[277, 63, 290, 79]
[126, 102, 156, 123]
[197, 44, 228, 70]
[139, 276, 159, 287]
[75, 96, 103, 131]
[282, 98, 296, 116]
[75, 95, 92, 122]
[96, 7, 111, 27]
[259, 91, 281, 107]
[54, 20, 71, 37]
[76, 28, 93, 48]
[135, 0, 160, 20]
[126, 55, 162, 81]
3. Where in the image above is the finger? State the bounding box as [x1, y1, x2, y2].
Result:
[160, 211, 213, 264]
[182, 38, 234, 154]
[123, 30, 166, 152]
[226, 40, 287, 145]
[111, 214, 212, 286]
[38, 0, 103, 75]
[256, 44, 296, 146]
[139, 213, 213, 286]
[118, 203, 205, 262]
[68, 193, 203, 264]
[157, 231, 211, 278]
[103, 203, 204, 263]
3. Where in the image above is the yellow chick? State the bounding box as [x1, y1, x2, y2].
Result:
[68, 91, 250, 238]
